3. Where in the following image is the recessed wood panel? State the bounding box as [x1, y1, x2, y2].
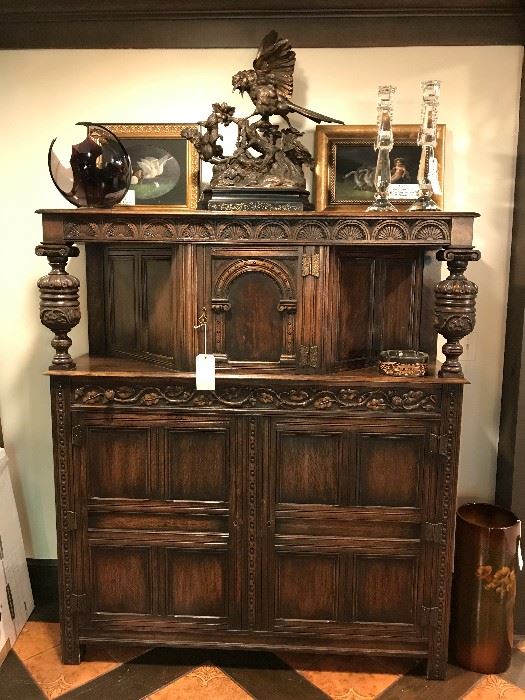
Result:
[108, 254, 137, 351]
[277, 432, 342, 505]
[225, 272, 283, 362]
[355, 555, 416, 624]
[143, 255, 172, 357]
[91, 547, 151, 614]
[337, 257, 374, 361]
[89, 512, 227, 532]
[381, 257, 417, 349]
[276, 553, 337, 621]
[166, 550, 227, 617]
[356, 434, 422, 507]
[86, 427, 150, 499]
[166, 429, 228, 501]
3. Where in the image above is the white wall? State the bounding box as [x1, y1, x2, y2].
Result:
[0, 46, 522, 558]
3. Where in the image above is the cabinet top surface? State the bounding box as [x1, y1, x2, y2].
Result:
[38, 208, 479, 218]
[46, 355, 468, 384]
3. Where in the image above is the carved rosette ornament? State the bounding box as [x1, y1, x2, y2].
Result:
[435, 248, 481, 377]
[36, 243, 81, 370]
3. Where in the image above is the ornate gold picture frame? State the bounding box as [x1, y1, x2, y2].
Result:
[96, 123, 200, 209]
[315, 124, 445, 212]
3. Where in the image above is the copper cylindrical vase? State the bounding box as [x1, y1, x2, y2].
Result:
[450, 502, 521, 674]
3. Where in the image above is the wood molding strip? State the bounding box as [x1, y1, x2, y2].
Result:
[1, 2, 524, 48]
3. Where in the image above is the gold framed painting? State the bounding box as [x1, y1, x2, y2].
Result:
[315, 124, 445, 212]
[93, 123, 200, 209]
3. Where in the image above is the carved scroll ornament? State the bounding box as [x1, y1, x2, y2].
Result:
[73, 384, 440, 413]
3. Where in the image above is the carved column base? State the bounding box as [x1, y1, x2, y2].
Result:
[435, 248, 481, 378]
[36, 243, 81, 370]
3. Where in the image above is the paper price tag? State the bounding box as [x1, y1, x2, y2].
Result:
[389, 183, 419, 199]
[196, 354, 215, 390]
[428, 157, 442, 195]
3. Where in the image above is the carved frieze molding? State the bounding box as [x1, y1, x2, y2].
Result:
[72, 384, 440, 413]
[61, 216, 452, 244]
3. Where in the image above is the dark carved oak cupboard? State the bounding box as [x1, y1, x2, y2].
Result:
[36, 209, 480, 679]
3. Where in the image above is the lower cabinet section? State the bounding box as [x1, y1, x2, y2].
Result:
[54, 379, 461, 680]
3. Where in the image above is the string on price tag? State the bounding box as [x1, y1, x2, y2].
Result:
[194, 307, 215, 390]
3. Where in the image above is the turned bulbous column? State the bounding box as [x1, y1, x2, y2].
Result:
[36, 243, 81, 370]
[435, 248, 481, 378]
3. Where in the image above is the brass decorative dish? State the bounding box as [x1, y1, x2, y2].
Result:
[378, 350, 429, 377]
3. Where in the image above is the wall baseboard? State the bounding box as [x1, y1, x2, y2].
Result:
[26, 558, 58, 622]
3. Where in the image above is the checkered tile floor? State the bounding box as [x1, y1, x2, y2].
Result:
[2, 620, 525, 699]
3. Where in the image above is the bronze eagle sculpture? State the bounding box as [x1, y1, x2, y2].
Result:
[232, 31, 343, 125]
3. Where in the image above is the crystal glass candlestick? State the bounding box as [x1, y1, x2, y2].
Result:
[409, 80, 441, 211]
[366, 85, 397, 212]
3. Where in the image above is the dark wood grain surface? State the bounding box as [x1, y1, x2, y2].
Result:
[38, 210, 479, 679]
[2, 2, 523, 48]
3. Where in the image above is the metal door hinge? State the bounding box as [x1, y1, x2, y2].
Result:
[299, 344, 319, 368]
[72, 425, 84, 446]
[64, 510, 78, 531]
[6, 583, 15, 620]
[71, 593, 88, 613]
[302, 253, 320, 277]
[420, 604, 439, 628]
[430, 433, 447, 457]
[422, 521, 443, 543]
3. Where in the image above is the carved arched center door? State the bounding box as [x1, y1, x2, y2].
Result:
[211, 256, 297, 369]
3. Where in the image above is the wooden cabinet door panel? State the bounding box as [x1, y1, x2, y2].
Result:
[166, 426, 229, 502]
[74, 414, 242, 630]
[335, 256, 375, 365]
[265, 417, 437, 636]
[85, 426, 152, 501]
[90, 546, 153, 615]
[165, 549, 229, 619]
[225, 271, 283, 362]
[142, 253, 173, 359]
[205, 246, 299, 370]
[354, 554, 418, 624]
[107, 253, 138, 353]
[275, 553, 338, 622]
[105, 247, 174, 365]
[355, 432, 424, 507]
[332, 249, 423, 370]
[276, 431, 347, 505]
